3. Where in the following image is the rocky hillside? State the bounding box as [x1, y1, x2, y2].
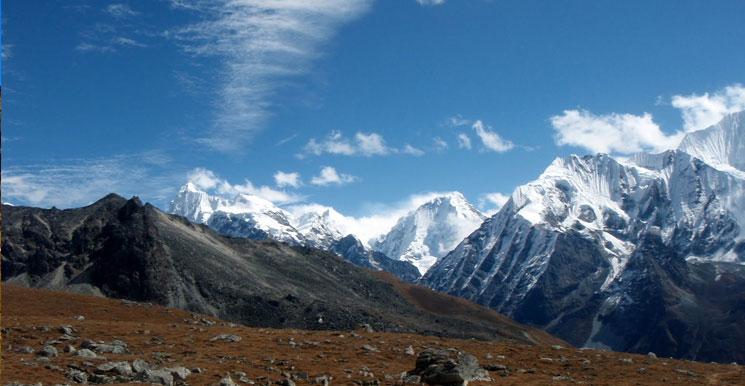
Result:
[1, 194, 555, 345]
[3, 285, 744, 386]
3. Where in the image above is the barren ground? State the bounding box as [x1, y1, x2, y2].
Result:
[2, 285, 744, 385]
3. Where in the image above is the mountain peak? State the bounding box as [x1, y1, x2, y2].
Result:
[372, 192, 485, 275]
[677, 110, 745, 173]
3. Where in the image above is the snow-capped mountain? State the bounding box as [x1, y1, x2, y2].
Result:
[169, 183, 305, 245]
[372, 192, 486, 275]
[423, 111, 745, 363]
[290, 205, 348, 250]
[168, 185, 422, 281]
[677, 111, 745, 175]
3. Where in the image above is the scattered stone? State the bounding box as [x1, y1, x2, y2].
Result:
[211, 334, 242, 343]
[539, 357, 553, 363]
[483, 364, 509, 377]
[401, 374, 421, 384]
[553, 375, 574, 382]
[313, 375, 331, 386]
[675, 369, 698, 377]
[96, 361, 133, 377]
[15, 346, 35, 354]
[67, 369, 89, 383]
[38, 345, 59, 358]
[164, 366, 191, 381]
[132, 359, 150, 373]
[88, 373, 115, 384]
[620, 358, 634, 364]
[361, 344, 379, 353]
[219, 375, 239, 386]
[551, 345, 564, 350]
[76, 349, 99, 359]
[59, 326, 75, 336]
[279, 378, 296, 386]
[648, 352, 657, 359]
[140, 369, 174, 386]
[408, 348, 491, 386]
[404, 346, 415, 356]
[74, 315, 85, 321]
[64, 345, 76, 354]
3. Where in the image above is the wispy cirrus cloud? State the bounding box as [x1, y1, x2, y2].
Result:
[105, 3, 140, 18]
[301, 130, 396, 157]
[403, 144, 425, 156]
[416, 0, 446, 6]
[1, 151, 181, 208]
[168, 0, 373, 153]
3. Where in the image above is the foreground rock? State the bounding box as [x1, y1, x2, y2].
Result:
[409, 348, 491, 386]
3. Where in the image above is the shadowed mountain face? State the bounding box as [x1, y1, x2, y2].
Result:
[1, 194, 559, 346]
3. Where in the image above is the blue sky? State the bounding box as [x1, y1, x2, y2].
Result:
[3, 0, 745, 219]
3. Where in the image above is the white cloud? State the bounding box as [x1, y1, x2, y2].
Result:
[671, 84, 745, 132]
[551, 109, 683, 154]
[2, 44, 13, 60]
[473, 120, 514, 153]
[403, 144, 425, 156]
[169, 0, 372, 152]
[76, 42, 116, 53]
[105, 3, 139, 18]
[479, 192, 510, 216]
[457, 133, 472, 149]
[302, 130, 396, 157]
[448, 115, 472, 127]
[113, 36, 147, 48]
[187, 167, 302, 204]
[274, 171, 302, 188]
[310, 166, 357, 186]
[355, 132, 391, 156]
[2, 151, 180, 208]
[416, 0, 446, 6]
[433, 137, 448, 152]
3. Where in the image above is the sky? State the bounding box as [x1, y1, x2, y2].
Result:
[3, 0, 745, 226]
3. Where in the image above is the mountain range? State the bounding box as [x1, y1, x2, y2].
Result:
[169, 185, 487, 280]
[4, 112, 745, 364]
[423, 111, 745, 363]
[0, 194, 557, 346]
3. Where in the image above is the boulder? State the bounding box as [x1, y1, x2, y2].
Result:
[210, 334, 242, 343]
[38, 345, 58, 358]
[140, 369, 174, 386]
[408, 349, 491, 386]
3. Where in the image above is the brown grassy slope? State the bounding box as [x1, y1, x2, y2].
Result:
[2, 284, 744, 385]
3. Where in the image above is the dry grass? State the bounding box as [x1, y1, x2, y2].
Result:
[2, 284, 744, 385]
